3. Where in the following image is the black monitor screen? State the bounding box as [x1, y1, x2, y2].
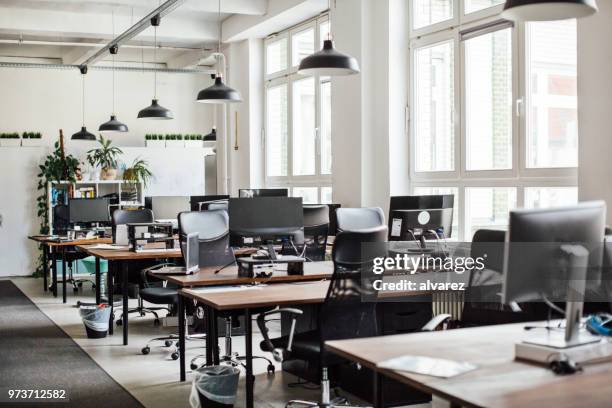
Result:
[229, 197, 303, 238]
[238, 189, 289, 198]
[190, 195, 230, 211]
[68, 198, 111, 224]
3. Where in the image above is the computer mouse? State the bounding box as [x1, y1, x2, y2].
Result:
[586, 313, 612, 336]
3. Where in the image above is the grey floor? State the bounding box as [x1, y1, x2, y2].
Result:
[11, 277, 418, 408]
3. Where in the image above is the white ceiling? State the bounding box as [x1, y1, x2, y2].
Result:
[0, 0, 267, 67]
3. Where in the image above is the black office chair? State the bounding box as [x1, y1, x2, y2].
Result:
[180, 210, 276, 372]
[257, 227, 388, 407]
[111, 209, 166, 326]
[336, 207, 385, 233]
[301, 204, 330, 261]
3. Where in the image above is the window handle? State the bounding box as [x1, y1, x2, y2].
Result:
[515, 97, 524, 117]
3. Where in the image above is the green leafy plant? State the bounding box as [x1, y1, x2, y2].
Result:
[123, 158, 154, 188]
[86, 135, 123, 170]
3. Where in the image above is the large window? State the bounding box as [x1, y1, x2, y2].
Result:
[265, 16, 331, 204]
[410, 1, 577, 240]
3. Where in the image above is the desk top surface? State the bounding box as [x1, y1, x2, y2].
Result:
[153, 261, 334, 287]
[77, 245, 182, 260]
[29, 236, 112, 247]
[326, 322, 612, 408]
[181, 280, 330, 311]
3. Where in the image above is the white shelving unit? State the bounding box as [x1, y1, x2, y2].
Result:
[48, 180, 143, 234]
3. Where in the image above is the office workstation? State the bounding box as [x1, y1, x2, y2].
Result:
[3, 1, 612, 408]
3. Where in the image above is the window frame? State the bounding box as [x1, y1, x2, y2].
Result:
[408, 2, 578, 241]
[264, 15, 332, 204]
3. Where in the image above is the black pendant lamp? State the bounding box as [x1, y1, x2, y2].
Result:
[138, 15, 173, 119]
[72, 68, 96, 140]
[196, 0, 242, 104]
[99, 12, 128, 133]
[298, 0, 359, 76]
[501, 0, 597, 21]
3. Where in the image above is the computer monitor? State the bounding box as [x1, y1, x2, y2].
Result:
[68, 198, 111, 225]
[503, 201, 606, 348]
[190, 195, 230, 211]
[388, 195, 455, 241]
[146, 196, 190, 221]
[238, 188, 289, 198]
[229, 197, 303, 257]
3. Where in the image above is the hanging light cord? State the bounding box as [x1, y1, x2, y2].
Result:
[328, 0, 332, 41]
[154, 24, 157, 99]
[111, 9, 116, 115]
[217, 0, 222, 77]
[81, 74, 86, 126]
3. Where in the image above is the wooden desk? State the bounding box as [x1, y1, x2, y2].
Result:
[27, 235, 111, 303]
[326, 322, 612, 408]
[77, 245, 182, 344]
[180, 281, 329, 408]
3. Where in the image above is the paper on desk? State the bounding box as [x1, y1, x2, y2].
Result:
[87, 244, 128, 250]
[377, 355, 477, 378]
[191, 285, 266, 294]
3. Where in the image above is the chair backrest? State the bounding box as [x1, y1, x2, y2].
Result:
[111, 209, 154, 239]
[53, 204, 70, 234]
[178, 210, 235, 268]
[319, 226, 388, 343]
[336, 207, 385, 233]
[207, 201, 229, 212]
[302, 205, 330, 261]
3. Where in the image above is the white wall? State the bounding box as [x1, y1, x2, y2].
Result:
[578, 1, 612, 220]
[0, 65, 217, 277]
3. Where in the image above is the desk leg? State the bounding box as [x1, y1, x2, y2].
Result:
[61, 247, 67, 304]
[211, 309, 219, 365]
[108, 262, 114, 335]
[373, 372, 384, 408]
[205, 306, 213, 366]
[51, 248, 57, 297]
[42, 245, 48, 292]
[178, 294, 186, 382]
[95, 257, 101, 305]
[245, 308, 254, 408]
[122, 261, 129, 346]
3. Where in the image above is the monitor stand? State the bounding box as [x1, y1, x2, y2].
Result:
[523, 244, 601, 349]
[266, 242, 278, 261]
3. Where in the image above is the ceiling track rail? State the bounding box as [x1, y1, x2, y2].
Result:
[79, 0, 187, 71]
[0, 61, 214, 74]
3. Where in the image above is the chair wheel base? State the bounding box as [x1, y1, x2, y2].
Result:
[141, 347, 150, 355]
[164, 340, 173, 347]
[267, 364, 275, 375]
[171, 352, 179, 360]
[154, 318, 160, 327]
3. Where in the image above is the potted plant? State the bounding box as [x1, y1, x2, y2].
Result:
[123, 158, 153, 202]
[165, 133, 182, 148]
[185, 133, 203, 148]
[86, 135, 123, 180]
[1, 132, 21, 147]
[22, 131, 43, 147]
[147, 134, 165, 148]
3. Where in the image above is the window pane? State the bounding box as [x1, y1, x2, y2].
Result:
[292, 27, 315, 67]
[320, 80, 332, 175]
[524, 187, 578, 209]
[413, 0, 454, 30]
[414, 40, 455, 172]
[526, 20, 577, 168]
[319, 21, 330, 48]
[266, 38, 287, 75]
[321, 187, 333, 204]
[465, 27, 513, 171]
[293, 187, 318, 204]
[465, 0, 504, 14]
[413, 187, 459, 239]
[266, 84, 288, 176]
[293, 78, 316, 176]
[465, 187, 516, 239]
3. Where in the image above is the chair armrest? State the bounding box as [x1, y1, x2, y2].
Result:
[140, 263, 177, 288]
[421, 314, 452, 332]
[256, 308, 303, 362]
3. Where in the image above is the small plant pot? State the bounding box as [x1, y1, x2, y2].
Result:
[165, 140, 184, 148]
[21, 138, 43, 147]
[100, 168, 118, 180]
[1, 139, 21, 147]
[146, 140, 166, 148]
[184, 140, 203, 148]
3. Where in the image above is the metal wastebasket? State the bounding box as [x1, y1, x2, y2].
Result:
[189, 365, 240, 408]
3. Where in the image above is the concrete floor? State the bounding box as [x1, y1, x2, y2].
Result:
[11, 277, 421, 408]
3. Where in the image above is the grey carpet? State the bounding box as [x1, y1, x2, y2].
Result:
[0, 280, 144, 408]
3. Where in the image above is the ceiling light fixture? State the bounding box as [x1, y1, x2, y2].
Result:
[298, 0, 360, 76]
[138, 14, 173, 119]
[501, 0, 598, 21]
[72, 66, 96, 140]
[196, 0, 242, 104]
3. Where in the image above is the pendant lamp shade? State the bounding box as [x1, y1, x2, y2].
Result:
[501, 0, 597, 21]
[138, 99, 174, 119]
[298, 40, 360, 76]
[196, 76, 242, 104]
[99, 115, 128, 133]
[72, 126, 96, 140]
